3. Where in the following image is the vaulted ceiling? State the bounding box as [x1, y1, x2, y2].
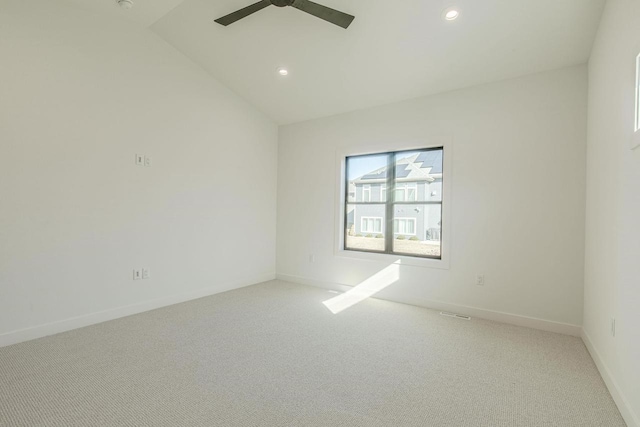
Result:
[78, 0, 606, 124]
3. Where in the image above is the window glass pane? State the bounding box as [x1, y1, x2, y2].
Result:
[394, 149, 443, 203]
[346, 154, 388, 203]
[393, 204, 441, 258]
[345, 204, 386, 252]
[408, 187, 416, 201]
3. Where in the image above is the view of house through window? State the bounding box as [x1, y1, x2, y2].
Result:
[345, 148, 444, 259]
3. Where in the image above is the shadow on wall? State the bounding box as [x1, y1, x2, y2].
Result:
[322, 260, 402, 314]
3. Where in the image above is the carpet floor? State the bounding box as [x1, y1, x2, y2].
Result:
[0, 280, 626, 426]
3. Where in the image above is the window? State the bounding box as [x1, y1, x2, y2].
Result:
[362, 185, 371, 202]
[395, 183, 417, 202]
[344, 147, 444, 259]
[394, 218, 416, 235]
[361, 217, 383, 233]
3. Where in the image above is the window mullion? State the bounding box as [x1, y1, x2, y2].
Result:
[385, 153, 395, 253]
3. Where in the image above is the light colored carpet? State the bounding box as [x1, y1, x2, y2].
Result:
[0, 280, 626, 426]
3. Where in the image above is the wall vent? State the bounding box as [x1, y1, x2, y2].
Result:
[440, 311, 471, 321]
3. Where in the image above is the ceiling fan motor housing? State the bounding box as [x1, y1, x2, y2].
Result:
[271, 0, 294, 7]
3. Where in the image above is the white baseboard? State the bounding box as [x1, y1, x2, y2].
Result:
[582, 329, 639, 427]
[0, 272, 276, 348]
[276, 273, 582, 336]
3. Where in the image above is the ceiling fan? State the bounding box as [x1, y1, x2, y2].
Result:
[214, 0, 355, 29]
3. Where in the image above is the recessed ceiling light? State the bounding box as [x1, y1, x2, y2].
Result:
[277, 67, 289, 76]
[443, 8, 459, 21]
[117, 0, 134, 10]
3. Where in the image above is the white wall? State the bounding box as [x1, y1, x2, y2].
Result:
[0, 0, 277, 344]
[277, 66, 588, 333]
[583, 0, 640, 425]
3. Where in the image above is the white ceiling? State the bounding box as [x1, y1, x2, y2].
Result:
[89, 0, 605, 125]
[68, 0, 186, 27]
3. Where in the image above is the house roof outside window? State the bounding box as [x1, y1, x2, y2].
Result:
[353, 151, 443, 184]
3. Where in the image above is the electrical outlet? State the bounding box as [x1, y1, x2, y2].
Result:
[133, 269, 142, 280]
[135, 154, 144, 166]
[610, 318, 616, 337]
[144, 156, 152, 167]
[142, 268, 150, 279]
[476, 274, 485, 286]
[309, 254, 315, 263]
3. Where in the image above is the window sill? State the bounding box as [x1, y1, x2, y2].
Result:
[335, 249, 450, 270]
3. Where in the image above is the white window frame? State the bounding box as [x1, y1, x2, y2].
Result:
[393, 218, 417, 236]
[632, 53, 640, 150]
[334, 138, 452, 270]
[362, 185, 371, 202]
[361, 217, 383, 234]
[381, 185, 386, 201]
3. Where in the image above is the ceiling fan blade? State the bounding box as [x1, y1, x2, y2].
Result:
[290, 0, 355, 29]
[215, 0, 272, 26]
